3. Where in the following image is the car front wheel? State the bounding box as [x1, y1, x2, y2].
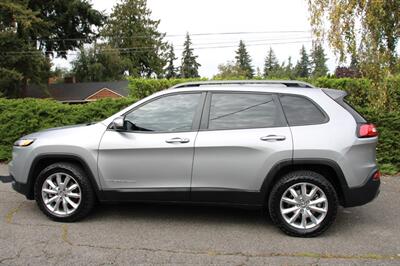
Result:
[34, 162, 95, 222]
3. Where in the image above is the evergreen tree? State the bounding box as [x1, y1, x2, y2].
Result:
[0, 0, 104, 97]
[164, 44, 178, 79]
[235, 40, 254, 78]
[29, 0, 105, 58]
[311, 43, 328, 77]
[294, 46, 311, 78]
[103, 0, 167, 78]
[284, 56, 294, 78]
[255, 67, 262, 78]
[180, 33, 201, 78]
[263, 47, 279, 77]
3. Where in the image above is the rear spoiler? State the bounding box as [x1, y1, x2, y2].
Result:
[322, 88, 366, 123]
[322, 88, 347, 100]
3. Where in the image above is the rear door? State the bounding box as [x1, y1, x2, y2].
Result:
[191, 91, 292, 204]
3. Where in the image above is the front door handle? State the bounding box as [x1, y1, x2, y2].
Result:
[165, 137, 190, 144]
[260, 135, 286, 141]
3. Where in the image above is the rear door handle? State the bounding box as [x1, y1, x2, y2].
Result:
[260, 135, 286, 141]
[165, 137, 190, 144]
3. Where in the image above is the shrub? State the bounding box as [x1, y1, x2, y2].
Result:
[310, 76, 400, 111]
[0, 97, 135, 161]
[360, 107, 400, 174]
[0, 77, 399, 174]
[128, 78, 207, 98]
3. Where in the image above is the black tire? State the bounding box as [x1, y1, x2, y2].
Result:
[34, 162, 95, 222]
[268, 170, 338, 237]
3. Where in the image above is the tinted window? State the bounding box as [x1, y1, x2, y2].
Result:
[208, 93, 282, 130]
[125, 93, 201, 132]
[280, 95, 327, 126]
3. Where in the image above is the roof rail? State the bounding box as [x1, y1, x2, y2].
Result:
[170, 80, 315, 89]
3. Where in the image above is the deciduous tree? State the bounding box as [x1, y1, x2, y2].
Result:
[213, 61, 247, 79]
[72, 45, 128, 82]
[308, 0, 400, 77]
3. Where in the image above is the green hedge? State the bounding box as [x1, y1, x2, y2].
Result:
[0, 98, 136, 161]
[0, 77, 399, 174]
[128, 77, 206, 98]
[359, 108, 400, 175]
[310, 76, 400, 111]
[128, 76, 400, 111]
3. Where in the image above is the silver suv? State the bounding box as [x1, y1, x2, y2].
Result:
[4, 80, 380, 237]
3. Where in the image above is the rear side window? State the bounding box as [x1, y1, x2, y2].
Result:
[208, 93, 283, 130]
[280, 95, 327, 126]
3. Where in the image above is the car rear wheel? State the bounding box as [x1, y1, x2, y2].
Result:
[268, 171, 338, 237]
[34, 162, 95, 222]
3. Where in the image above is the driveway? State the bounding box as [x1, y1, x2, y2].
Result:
[0, 164, 399, 265]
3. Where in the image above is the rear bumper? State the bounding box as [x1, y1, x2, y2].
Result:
[342, 170, 380, 207]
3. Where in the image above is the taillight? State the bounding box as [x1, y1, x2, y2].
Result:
[358, 123, 378, 138]
[372, 170, 381, 181]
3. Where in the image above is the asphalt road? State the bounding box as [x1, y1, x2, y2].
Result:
[1, 164, 400, 265]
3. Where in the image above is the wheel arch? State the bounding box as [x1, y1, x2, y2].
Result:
[261, 159, 349, 206]
[26, 154, 101, 200]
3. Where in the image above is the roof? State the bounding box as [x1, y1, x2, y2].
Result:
[170, 80, 315, 89]
[26, 80, 129, 102]
[164, 80, 319, 97]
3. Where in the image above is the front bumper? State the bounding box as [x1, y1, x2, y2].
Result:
[0, 174, 31, 199]
[0, 175, 13, 183]
[342, 170, 380, 208]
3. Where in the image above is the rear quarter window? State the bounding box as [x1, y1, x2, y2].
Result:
[279, 95, 328, 126]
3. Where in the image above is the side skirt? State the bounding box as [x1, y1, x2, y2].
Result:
[98, 188, 263, 209]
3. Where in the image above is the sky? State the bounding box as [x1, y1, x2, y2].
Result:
[54, 0, 337, 78]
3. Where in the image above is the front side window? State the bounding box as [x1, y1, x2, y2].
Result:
[125, 93, 201, 132]
[208, 93, 282, 130]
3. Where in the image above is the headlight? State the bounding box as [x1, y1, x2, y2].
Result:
[14, 139, 35, 147]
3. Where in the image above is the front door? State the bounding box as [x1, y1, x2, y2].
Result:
[98, 92, 204, 201]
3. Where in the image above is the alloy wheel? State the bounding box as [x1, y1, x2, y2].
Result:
[41, 172, 82, 217]
[280, 182, 328, 230]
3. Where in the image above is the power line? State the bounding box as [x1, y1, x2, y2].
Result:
[35, 30, 311, 42]
[189, 36, 312, 46]
[191, 39, 313, 50]
[0, 37, 313, 55]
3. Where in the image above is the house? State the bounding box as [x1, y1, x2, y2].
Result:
[25, 80, 129, 103]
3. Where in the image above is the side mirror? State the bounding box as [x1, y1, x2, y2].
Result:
[112, 116, 125, 130]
